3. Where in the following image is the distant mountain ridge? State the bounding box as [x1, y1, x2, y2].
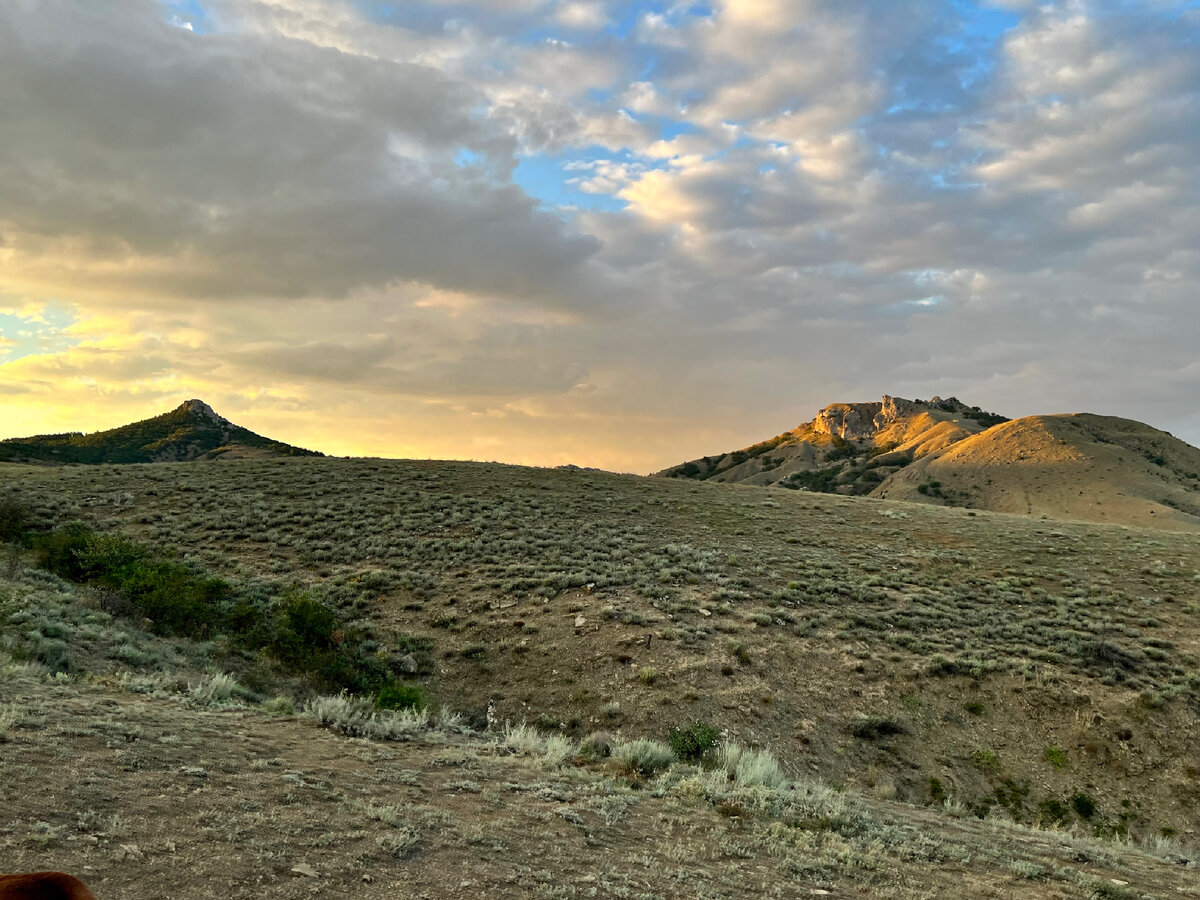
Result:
[0, 399, 322, 464]
[659, 395, 1200, 530]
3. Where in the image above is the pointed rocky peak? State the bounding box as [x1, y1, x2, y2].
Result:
[176, 399, 232, 426]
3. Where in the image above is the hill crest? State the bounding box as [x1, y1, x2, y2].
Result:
[0, 399, 322, 464]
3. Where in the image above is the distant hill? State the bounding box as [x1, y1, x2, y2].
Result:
[0, 399, 322, 464]
[659, 395, 1200, 530]
[658, 395, 1007, 494]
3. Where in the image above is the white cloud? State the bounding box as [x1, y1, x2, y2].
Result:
[555, 1, 609, 29]
[0, 0, 1198, 467]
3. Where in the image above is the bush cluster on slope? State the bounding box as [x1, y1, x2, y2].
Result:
[27, 520, 424, 706]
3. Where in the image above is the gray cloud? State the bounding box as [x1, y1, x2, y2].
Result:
[0, 0, 601, 306]
[0, 0, 1197, 468]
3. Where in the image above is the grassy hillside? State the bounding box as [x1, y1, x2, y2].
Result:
[0, 399, 321, 464]
[2, 455, 1199, 866]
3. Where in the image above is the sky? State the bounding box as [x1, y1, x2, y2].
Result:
[0, 0, 1198, 472]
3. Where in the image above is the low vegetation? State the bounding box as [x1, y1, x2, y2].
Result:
[6, 512, 428, 707]
[1, 452, 1199, 896]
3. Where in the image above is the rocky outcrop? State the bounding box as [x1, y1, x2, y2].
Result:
[658, 394, 1007, 493]
[811, 395, 923, 440]
[177, 399, 232, 426]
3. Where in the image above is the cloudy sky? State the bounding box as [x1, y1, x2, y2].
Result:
[1, 0, 1197, 471]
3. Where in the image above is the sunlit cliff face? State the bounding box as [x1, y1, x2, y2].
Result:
[1, 0, 1198, 471]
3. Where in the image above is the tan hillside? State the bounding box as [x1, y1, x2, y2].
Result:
[873, 414, 1200, 531]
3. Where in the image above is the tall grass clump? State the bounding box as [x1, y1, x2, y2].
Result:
[497, 722, 577, 767]
[613, 738, 675, 777]
[189, 672, 249, 707]
[305, 693, 430, 741]
[541, 733, 578, 768]
[715, 742, 789, 790]
[499, 721, 550, 756]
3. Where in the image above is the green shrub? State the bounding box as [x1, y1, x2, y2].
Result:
[23, 635, 73, 674]
[75, 531, 148, 582]
[728, 640, 751, 664]
[927, 655, 964, 676]
[395, 634, 435, 654]
[0, 494, 29, 543]
[118, 560, 226, 635]
[264, 696, 295, 716]
[668, 720, 720, 764]
[34, 525, 227, 636]
[1044, 745, 1069, 769]
[34, 523, 94, 581]
[301, 649, 369, 693]
[27, 523, 402, 699]
[993, 779, 1030, 818]
[274, 592, 337, 658]
[1071, 792, 1096, 819]
[928, 776, 947, 805]
[971, 747, 1000, 773]
[1037, 797, 1072, 826]
[376, 681, 426, 712]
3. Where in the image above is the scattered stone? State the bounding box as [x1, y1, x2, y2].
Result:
[291, 863, 319, 878]
[118, 844, 143, 861]
[575, 615, 586, 628]
[396, 653, 419, 675]
[699, 608, 712, 617]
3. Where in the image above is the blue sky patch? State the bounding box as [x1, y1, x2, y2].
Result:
[515, 152, 628, 212]
[161, 0, 210, 33]
[0, 305, 78, 363]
